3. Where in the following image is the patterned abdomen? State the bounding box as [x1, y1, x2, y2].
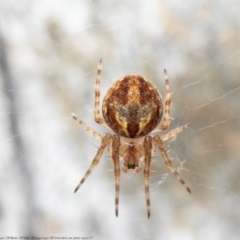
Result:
[102, 75, 163, 138]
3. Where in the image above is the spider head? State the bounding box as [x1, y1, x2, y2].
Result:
[120, 142, 143, 173]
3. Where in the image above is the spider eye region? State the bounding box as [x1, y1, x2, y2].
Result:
[121, 142, 141, 172]
[102, 75, 163, 138]
[123, 162, 137, 169]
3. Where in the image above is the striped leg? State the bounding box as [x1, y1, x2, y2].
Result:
[72, 113, 102, 140]
[153, 136, 191, 194]
[143, 136, 152, 218]
[112, 135, 120, 217]
[74, 134, 112, 193]
[153, 69, 171, 133]
[94, 59, 108, 128]
[160, 123, 191, 142]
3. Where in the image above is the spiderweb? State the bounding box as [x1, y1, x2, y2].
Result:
[0, 1, 240, 239]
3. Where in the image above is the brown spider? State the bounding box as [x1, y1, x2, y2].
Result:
[72, 59, 191, 218]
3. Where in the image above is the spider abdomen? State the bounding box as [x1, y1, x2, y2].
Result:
[102, 75, 163, 138]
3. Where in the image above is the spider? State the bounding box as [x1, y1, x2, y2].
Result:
[72, 59, 191, 218]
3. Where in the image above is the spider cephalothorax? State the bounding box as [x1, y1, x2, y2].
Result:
[120, 141, 143, 173]
[72, 59, 191, 218]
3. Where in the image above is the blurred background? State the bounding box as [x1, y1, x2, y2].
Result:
[0, 1, 240, 239]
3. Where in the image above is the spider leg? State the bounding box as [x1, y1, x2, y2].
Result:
[94, 59, 109, 129]
[112, 135, 120, 217]
[153, 136, 191, 194]
[74, 134, 112, 193]
[161, 123, 191, 141]
[143, 136, 152, 219]
[153, 69, 171, 133]
[72, 113, 102, 140]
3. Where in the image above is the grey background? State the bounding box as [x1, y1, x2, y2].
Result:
[0, 1, 240, 239]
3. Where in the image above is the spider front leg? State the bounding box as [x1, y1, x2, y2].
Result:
[153, 136, 191, 194]
[112, 135, 120, 217]
[143, 136, 153, 219]
[74, 134, 112, 193]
